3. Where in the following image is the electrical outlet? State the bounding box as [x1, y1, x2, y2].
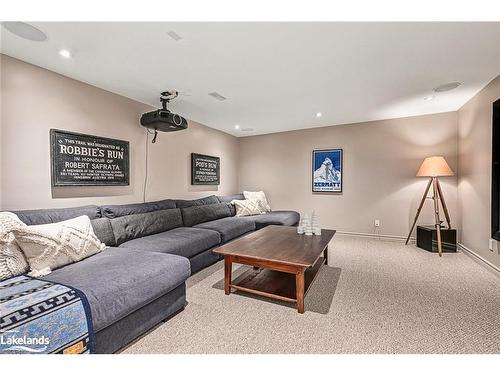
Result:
[374, 219, 381, 227]
[489, 238, 496, 252]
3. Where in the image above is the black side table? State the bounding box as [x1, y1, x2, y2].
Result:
[416, 225, 457, 253]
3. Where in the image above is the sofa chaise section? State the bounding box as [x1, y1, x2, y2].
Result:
[41, 247, 190, 354]
[12, 204, 191, 354]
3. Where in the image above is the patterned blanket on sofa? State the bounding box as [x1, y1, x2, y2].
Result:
[0, 275, 94, 354]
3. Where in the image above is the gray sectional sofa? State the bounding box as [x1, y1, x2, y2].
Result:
[12, 194, 299, 353]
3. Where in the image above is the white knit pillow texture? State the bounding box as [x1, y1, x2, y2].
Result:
[12, 215, 105, 277]
[0, 212, 29, 281]
[231, 199, 263, 217]
[243, 191, 271, 212]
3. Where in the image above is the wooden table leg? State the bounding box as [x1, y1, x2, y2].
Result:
[323, 246, 328, 265]
[296, 269, 305, 314]
[224, 256, 232, 295]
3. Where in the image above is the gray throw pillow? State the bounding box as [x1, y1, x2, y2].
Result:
[91, 218, 117, 246]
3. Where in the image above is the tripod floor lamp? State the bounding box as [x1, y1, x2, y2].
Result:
[405, 156, 454, 256]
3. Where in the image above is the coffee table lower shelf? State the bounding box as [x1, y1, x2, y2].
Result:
[228, 257, 325, 312]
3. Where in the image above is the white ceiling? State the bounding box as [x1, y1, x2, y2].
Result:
[2, 22, 500, 137]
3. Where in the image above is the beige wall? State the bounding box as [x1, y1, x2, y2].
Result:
[458, 75, 500, 268]
[0, 55, 3, 210]
[239, 112, 458, 238]
[0, 55, 239, 210]
[3, 54, 499, 271]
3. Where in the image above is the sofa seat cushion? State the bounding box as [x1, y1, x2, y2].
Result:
[41, 247, 190, 332]
[119, 227, 221, 259]
[246, 210, 300, 229]
[194, 217, 255, 243]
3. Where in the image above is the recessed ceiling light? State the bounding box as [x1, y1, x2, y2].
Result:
[316, 112, 322, 118]
[424, 95, 434, 101]
[59, 49, 72, 59]
[433, 82, 462, 93]
[1, 22, 47, 42]
[234, 125, 240, 130]
[167, 31, 182, 41]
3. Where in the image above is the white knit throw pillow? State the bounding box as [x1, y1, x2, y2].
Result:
[0, 212, 29, 281]
[243, 191, 271, 212]
[231, 199, 263, 217]
[12, 215, 105, 277]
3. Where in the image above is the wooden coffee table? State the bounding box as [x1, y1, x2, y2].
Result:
[213, 225, 336, 313]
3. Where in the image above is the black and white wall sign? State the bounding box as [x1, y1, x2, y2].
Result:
[191, 153, 220, 185]
[50, 129, 130, 186]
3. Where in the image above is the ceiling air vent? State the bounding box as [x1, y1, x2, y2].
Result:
[208, 92, 227, 101]
[167, 31, 182, 41]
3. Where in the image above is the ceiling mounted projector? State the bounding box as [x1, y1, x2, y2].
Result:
[141, 91, 188, 142]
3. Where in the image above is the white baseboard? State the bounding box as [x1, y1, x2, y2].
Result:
[336, 230, 415, 242]
[458, 242, 500, 277]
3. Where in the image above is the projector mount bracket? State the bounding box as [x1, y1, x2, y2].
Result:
[160, 90, 179, 111]
[150, 91, 180, 143]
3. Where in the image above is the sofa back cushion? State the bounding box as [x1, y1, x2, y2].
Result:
[100, 199, 176, 219]
[90, 218, 117, 246]
[181, 203, 232, 227]
[217, 193, 245, 203]
[175, 195, 219, 209]
[110, 208, 183, 245]
[13, 205, 101, 225]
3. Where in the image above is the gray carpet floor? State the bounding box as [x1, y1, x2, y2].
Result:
[123, 235, 500, 354]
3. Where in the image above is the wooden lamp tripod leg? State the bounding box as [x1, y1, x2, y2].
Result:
[432, 177, 443, 257]
[405, 177, 433, 245]
[436, 178, 451, 229]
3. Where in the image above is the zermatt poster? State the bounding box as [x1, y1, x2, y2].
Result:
[312, 149, 343, 192]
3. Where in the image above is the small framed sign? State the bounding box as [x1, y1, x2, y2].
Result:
[191, 153, 220, 185]
[312, 148, 343, 193]
[50, 129, 130, 186]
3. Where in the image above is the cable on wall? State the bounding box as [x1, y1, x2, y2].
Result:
[143, 128, 156, 203]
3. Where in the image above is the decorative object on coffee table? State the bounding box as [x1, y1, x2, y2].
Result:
[296, 218, 305, 234]
[311, 211, 321, 235]
[300, 214, 311, 235]
[405, 156, 454, 257]
[214, 225, 335, 313]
